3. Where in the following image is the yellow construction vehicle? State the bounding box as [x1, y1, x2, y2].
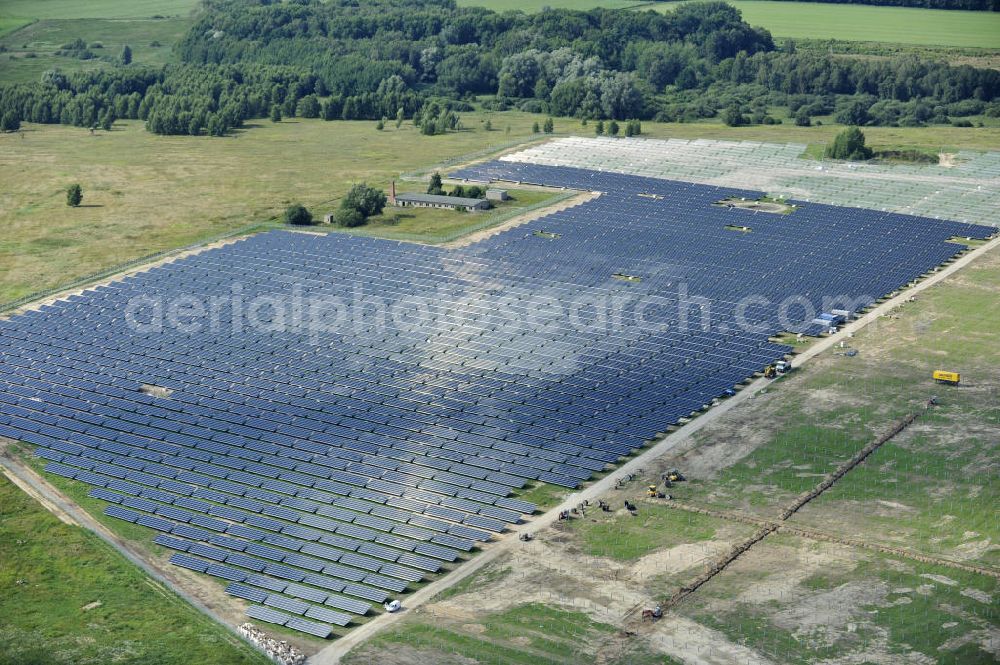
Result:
[933, 370, 960, 385]
[763, 364, 777, 378]
[647, 485, 658, 497]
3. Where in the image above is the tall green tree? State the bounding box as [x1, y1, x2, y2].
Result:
[342, 183, 387, 218]
[119, 44, 132, 66]
[269, 105, 282, 122]
[297, 94, 320, 118]
[427, 172, 444, 195]
[543, 117, 554, 133]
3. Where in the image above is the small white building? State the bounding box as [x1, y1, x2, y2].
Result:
[394, 192, 489, 212]
[486, 188, 509, 202]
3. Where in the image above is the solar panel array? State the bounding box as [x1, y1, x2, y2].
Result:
[0, 162, 994, 639]
[497, 137, 1000, 226]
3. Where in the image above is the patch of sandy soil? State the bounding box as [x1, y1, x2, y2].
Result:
[939, 153, 957, 168]
[646, 616, 777, 665]
[772, 581, 889, 647]
[919, 573, 958, 587]
[348, 643, 479, 665]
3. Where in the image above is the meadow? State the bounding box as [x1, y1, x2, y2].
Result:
[0, 0, 199, 20]
[0, 17, 31, 37]
[455, 0, 648, 10]
[459, 0, 1000, 48]
[0, 17, 189, 84]
[0, 474, 270, 665]
[663, 1, 1000, 48]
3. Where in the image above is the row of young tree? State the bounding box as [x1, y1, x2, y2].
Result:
[1, 1, 998, 136]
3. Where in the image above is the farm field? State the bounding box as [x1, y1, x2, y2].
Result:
[0, 473, 271, 665]
[0, 0, 199, 20]
[671, 1, 1000, 48]
[4, 114, 1000, 306]
[460, 0, 1000, 48]
[455, 0, 648, 10]
[341, 244, 1000, 665]
[0, 17, 189, 84]
[0, 17, 31, 37]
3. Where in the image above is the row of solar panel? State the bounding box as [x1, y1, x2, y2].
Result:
[0, 320, 781, 442]
[7, 416, 500, 547]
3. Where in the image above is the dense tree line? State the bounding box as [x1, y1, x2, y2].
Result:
[0, 0, 998, 136]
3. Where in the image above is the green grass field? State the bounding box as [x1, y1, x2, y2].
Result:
[0, 0, 199, 20]
[455, 0, 648, 10]
[0, 16, 31, 37]
[649, 1, 1000, 48]
[343, 603, 645, 665]
[564, 504, 734, 560]
[0, 17, 189, 84]
[459, 0, 1000, 48]
[0, 475, 270, 665]
[683, 536, 998, 665]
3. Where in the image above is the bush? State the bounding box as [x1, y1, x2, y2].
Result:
[825, 126, 872, 161]
[519, 100, 545, 114]
[66, 183, 82, 207]
[282, 203, 313, 226]
[721, 103, 746, 127]
[333, 208, 365, 228]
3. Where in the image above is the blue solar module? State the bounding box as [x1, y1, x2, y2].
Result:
[3, 159, 994, 639]
[264, 594, 310, 616]
[169, 553, 210, 573]
[245, 604, 290, 627]
[305, 605, 352, 627]
[285, 617, 334, 638]
[225, 581, 268, 604]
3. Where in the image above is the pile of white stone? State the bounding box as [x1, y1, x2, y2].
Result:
[239, 623, 306, 665]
